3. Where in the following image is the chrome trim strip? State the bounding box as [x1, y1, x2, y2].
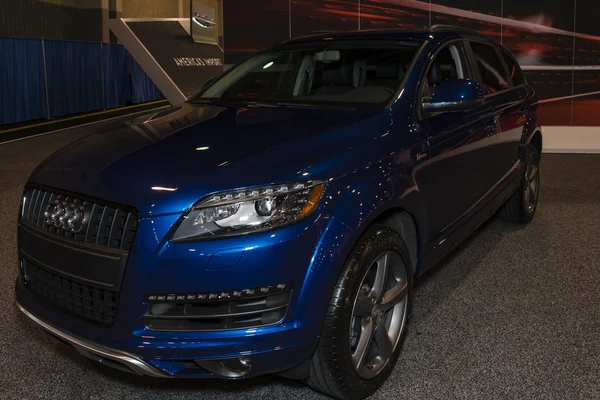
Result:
[16, 300, 168, 378]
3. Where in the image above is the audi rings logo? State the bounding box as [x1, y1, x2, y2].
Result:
[43, 200, 89, 233]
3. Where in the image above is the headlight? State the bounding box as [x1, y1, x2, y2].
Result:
[172, 181, 325, 241]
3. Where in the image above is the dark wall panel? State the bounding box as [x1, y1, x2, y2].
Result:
[359, 0, 429, 30]
[0, 0, 102, 42]
[572, 0, 600, 36]
[223, 0, 289, 64]
[220, 0, 600, 126]
[572, 71, 600, 126]
[574, 0, 600, 67]
[536, 99, 573, 126]
[503, 0, 574, 67]
[524, 71, 572, 103]
[572, 0, 600, 126]
[502, 0, 576, 124]
[431, 0, 502, 39]
[291, 0, 359, 37]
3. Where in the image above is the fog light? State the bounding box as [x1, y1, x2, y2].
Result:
[239, 356, 252, 369]
[224, 356, 252, 373]
[195, 356, 252, 378]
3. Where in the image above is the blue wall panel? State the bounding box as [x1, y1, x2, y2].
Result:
[129, 54, 163, 104]
[44, 39, 103, 118]
[103, 43, 131, 109]
[0, 37, 48, 125]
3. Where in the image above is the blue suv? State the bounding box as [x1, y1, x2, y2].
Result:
[16, 26, 541, 399]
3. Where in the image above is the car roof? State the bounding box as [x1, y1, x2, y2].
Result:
[278, 25, 497, 46]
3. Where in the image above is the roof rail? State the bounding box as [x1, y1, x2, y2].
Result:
[429, 24, 490, 37]
[304, 30, 335, 35]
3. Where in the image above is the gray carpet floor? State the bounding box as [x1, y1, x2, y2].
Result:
[0, 124, 599, 399]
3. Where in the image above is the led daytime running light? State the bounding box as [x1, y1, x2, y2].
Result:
[197, 181, 321, 208]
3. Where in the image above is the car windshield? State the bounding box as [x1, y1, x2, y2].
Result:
[194, 40, 423, 109]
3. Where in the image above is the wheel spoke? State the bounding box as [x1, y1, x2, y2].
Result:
[354, 292, 373, 317]
[352, 318, 374, 370]
[524, 186, 530, 204]
[529, 166, 538, 180]
[372, 253, 390, 300]
[374, 320, 393, 360]
[380, 282, 408, 311]
[528, 185, 536, 204]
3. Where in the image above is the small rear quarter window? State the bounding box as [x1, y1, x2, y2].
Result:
[501, 51, 526, 86]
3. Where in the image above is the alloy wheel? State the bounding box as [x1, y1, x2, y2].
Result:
[523, 148, 540, 214]
[350, 250, 409, 379]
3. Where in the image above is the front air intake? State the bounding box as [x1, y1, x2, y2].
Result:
[21, 258, 119, 325]
[143, 283, 292, 331]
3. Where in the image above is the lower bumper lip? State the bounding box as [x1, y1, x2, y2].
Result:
[15, 300, 168, 378]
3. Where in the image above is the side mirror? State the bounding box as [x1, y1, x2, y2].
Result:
[422, 79, 483, 113]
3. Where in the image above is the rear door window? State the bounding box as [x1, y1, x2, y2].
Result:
[501, 51, 526, 86]
[470, 42, 510, 94]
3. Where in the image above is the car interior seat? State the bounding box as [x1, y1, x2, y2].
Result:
[316, 59, 367, 95]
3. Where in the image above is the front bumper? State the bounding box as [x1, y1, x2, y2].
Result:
[16, 290, 318, 378]
[15, 209, 355, 378]
[16, 300, 165, 377]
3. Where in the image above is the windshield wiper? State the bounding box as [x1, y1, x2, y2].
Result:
[244, 101, 355, 111]
[192, 98, 355, 111]
[272, 102, 355, 111]
[190, 98, 256, 106]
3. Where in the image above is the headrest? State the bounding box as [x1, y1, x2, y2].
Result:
[322, 65, 352, 85]
[322, 61, 367, 87]
[353, 59, 367, 87]
[377, 63, 399, 79]
[376, 63, 406, 81]
[428, 62, 442, 85]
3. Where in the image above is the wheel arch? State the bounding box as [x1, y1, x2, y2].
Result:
[325, 170, 428, 278]
[372, 208, 420, 275]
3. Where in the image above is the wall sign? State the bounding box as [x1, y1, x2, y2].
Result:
[108, 17, 224, 104]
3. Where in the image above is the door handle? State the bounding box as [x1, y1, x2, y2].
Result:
[520, 107, 528, 117]
[485, 117, 497, 135]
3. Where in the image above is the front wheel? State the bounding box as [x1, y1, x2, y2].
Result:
[305, 225, 412, 400]
[498, 144, 540, 223]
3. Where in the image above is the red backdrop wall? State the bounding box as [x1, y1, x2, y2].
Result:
[223, 0, 600, 126]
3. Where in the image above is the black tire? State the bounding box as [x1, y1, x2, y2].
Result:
[498, 144, 540, 223]
[305, 225, 413, 400]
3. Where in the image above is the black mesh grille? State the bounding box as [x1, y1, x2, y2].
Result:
[22, 258, 119, 325]
[21, 187, 138, 251]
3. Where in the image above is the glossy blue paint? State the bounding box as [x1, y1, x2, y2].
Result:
[427, 79, 483, 110]
[16, 28, 541, 379]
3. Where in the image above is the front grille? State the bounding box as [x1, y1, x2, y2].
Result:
[21, 258, 119, 325]
[21, 187, 138, 251]
[144, 284, 292, 331]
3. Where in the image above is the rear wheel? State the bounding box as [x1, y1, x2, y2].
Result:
[305, 225, 412, 400]
[498, 144, 540, 223]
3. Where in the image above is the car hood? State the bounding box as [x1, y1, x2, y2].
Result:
[30, 103, 389, 216]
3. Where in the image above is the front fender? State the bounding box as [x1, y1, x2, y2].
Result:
[325, 150, 428, 269]
[293, 154, 428, 344]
